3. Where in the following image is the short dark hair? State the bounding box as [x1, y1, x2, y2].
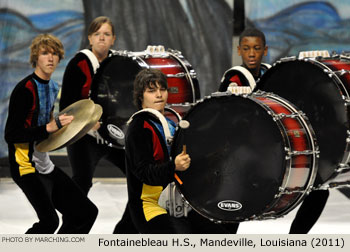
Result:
[239, 28, 266, 46]
[133, 68, 168, 110]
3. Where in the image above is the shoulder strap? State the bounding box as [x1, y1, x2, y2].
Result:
[221, 66, 256, 90]
[128, 108, 172, 144]
[79, 49, 100, 74]
[261, 62, 271, 70]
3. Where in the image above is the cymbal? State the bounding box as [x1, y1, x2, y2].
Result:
[60, 104, 102, 149]
[35, 99, 103, 152]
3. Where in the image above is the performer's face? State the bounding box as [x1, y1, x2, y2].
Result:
[238, 36, 268, 74]
[88, 23, 116, 58]
[142, 82, 168, 114]
[34, 46, 60, 80]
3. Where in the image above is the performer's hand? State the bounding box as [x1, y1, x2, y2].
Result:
[175, 151, 191, 171]
[46, 113, 74, 133]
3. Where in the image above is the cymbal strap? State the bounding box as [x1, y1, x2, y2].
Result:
[55, 116, 63, 129]
[36, 99, 102, 152]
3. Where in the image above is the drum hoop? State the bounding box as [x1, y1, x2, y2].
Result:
[269, 93, 318, 191]
[128, 50, 197, 103]
[307, 58, 350, 172]
[250, 92, 319, 214]
[168, 52, 197, 102]
[308, 58, 350, 98]
[251, 94, 292, 190]
[264, 58, 350, 189]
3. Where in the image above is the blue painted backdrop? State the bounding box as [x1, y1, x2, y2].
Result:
[245, 0, 350, 63]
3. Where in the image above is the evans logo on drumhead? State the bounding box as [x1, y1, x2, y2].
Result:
[107, 124, 125, 140]
[217, 200, 242, 211]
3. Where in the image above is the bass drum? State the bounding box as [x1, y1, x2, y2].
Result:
[90, 47, 200, 148]
[258, 55, 350, 189]
[171, 92, 318, 222]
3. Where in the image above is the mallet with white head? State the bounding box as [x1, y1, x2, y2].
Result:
[179, 120, 190, 154]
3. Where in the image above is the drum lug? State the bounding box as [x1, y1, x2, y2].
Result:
[344, 131, 350, 152]
[337, 69, 350, 76]
[306, 185, 314, 194]
[248, 214, 258, 220]
[262, 215, 279, 220]
[166, 72, 186, 78]
[285, 147, 319, 157]
[323, 68, 332, 75]
[134, 56, 149, 68]
[167, 48, 182, 56]
[335, 163, 350, 172]
[322, 69, 335, 78]
[211, 91, 234, 97]
[113, 50, 128, 57]
[276, 187, 304, 197]
[272, 112, 305, 121]
[279, 56, 297, 62]
[254, 90, 273, 96]
[344, 98, 350, 106]
[326, 69, 350, 77]
[284, 147, 291, 160]
[340, 54, 350, 60]
[292, 150, 319, 155]
[189, 69, 197, 78]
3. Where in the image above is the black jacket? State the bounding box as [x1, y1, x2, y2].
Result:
[59, 52, 94, 111]
[125, 112, 175, 226]
[5, 73, 50, 178]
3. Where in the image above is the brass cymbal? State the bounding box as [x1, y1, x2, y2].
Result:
[35, 99, 103, 152]
[60, 103, 102, 149]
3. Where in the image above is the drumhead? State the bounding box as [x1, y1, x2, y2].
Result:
[90, 55, 140, 147]
[258, 59, 348, 185]
[171, 95, 288, 222]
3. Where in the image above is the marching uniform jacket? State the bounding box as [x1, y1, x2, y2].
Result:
[59, 49, 114, 111]
[59, 51, 94, 110]
[5, 73, 57, 179]
[125, 112, 176, 228]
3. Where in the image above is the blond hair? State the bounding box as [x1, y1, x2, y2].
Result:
[29, 34, 64, 68]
